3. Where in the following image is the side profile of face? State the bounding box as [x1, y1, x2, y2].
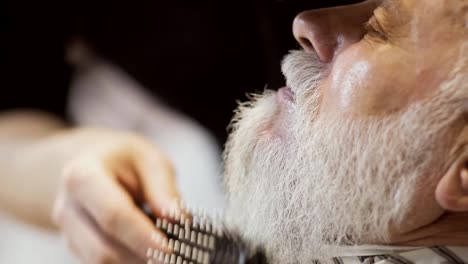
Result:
[224, 0, 468, 262]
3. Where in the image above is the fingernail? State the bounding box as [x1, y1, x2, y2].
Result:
[153, 249, 159, 259]
[147, 248, 153, 258]
[152, 232, 162, 244]
[158, 251, 165, 261]
[151, 232, 171, 253]
[161, 237, 170, 252]
[161, 207, 168, 217]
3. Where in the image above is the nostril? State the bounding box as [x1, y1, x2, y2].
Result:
[299, 37, 314, 52]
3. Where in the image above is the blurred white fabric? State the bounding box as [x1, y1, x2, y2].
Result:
[0, 212, 78, 263]
[67, 60, 226, 211]
[0, 57, 225, 263]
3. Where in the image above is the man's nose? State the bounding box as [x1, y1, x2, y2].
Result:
[293, 0, 378, 63]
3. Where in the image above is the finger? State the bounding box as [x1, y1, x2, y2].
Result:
[65, 160, 171, 258]
[130, 146, 182, 217]
[59, 199, 143, 264]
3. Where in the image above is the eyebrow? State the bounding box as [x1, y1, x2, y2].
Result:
[376, 0, 409, 34]
[379, 0, 404, 20]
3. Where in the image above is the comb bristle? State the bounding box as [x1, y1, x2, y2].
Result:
[170, 253, 176, 264]
[190, 230, 196, 244]
[179, 229, 185, 240]
[185, 245, 191, 259]
[144, 203, 267, 264]
[168, 223, 173, 234]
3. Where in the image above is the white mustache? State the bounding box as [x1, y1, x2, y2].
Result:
[281, 50, 325, 98]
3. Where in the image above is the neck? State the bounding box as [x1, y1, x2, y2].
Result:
[391, 212, 468, 247]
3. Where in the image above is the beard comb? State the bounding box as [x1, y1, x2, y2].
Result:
[142, 204, 268, 264]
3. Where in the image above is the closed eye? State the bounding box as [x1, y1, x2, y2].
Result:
[364, 16, 388, 41]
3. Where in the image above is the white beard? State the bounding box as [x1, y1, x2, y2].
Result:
[223, 50, 467, 263]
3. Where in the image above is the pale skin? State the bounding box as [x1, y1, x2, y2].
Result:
[0, 111, 179, 263]
[0, 0, 467, 263]
[293, 0, 468, 245]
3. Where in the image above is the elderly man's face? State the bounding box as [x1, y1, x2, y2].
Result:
[296, 0, 466, 117]
[224, 0, 467, 262]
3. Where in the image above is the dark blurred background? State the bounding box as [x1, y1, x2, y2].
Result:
[1, 0, 362, 144]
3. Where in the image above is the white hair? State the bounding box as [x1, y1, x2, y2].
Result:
[223, 46, 467, 263]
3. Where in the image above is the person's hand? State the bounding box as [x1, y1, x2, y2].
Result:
[52, 130, 180, 263]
